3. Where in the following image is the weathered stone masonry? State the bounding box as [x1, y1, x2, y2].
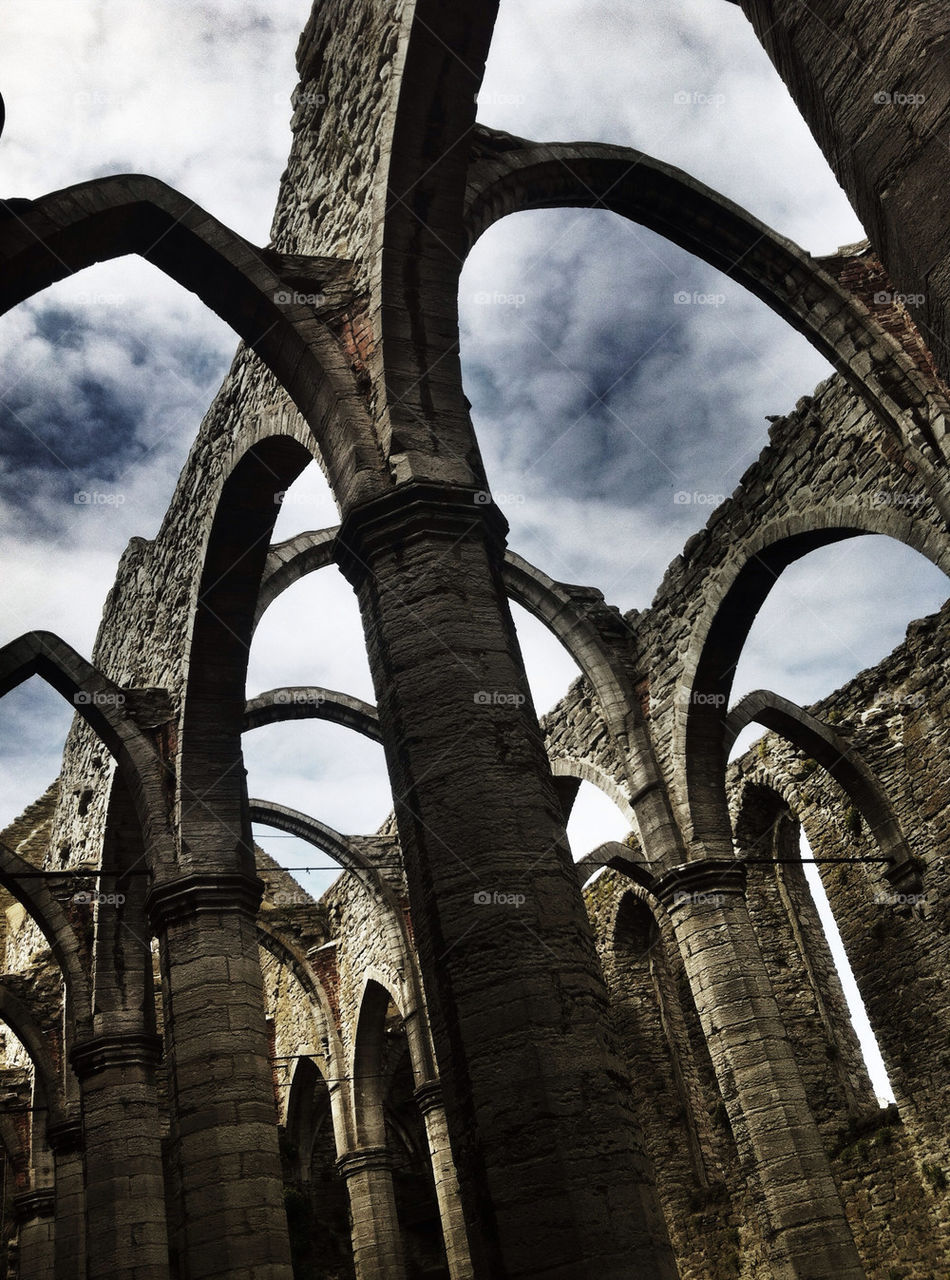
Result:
[0, 0, 948, 1278]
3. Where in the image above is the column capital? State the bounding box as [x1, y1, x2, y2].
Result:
[413, 1079, 444, 1116]
[336, 1145, 395, 1179]
[13, 1187, 55, 1222]
[46, 1117, 83, 1155]
[146, 871, 264, 929]
[654, 859, 747, 910]
[70, 1032, 163, 1080]
[334, 481, 508, 586]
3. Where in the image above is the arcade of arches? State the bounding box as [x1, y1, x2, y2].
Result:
[0, 1, 948, 1278]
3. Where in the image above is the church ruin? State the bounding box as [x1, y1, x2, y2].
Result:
[0, 1, 948, 1277]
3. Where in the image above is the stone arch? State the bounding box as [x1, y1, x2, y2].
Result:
[0, 838, 92, 1043]
[679, 513, 950, 854]
[0, 175, 382, 505]
[174, 434, 315, 878]
[371, 1, 500, 485]
[604, 884, 715, 1199]
[463, 129, 950, 469]
[245, 687, 381, 743]
[254, 532, 684, 863]
[0, 632, 174, 877]
[549, 756, 637, 826]
[730, 779, 880, 1123]
[725, 689, 914, 868]
[92, 771, 159, 1032]
[0, 984, 65, 1128]
[248, 799, 417, 1013]
[350, 977, 402, 1150]
[256, 919, 343, 1085]
[257, 536, 640, 744]
[349, 970, 431, 1135]
[573, 840, 654, 891]
[254, 528, 338, 632]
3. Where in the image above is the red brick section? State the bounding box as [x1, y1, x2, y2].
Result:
[820, 246, 948, 387]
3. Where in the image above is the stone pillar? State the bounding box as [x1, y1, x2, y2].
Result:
[147, 873, 293, 1280]
[14, 1187, 56, 1280]
[46, 1120, 84, 1280]
[336, 1147, 406, 1280]
[737, 0, 950, 383]
[70, 1034, 169, 1280]
[413, 1082, 472, 1280]
[335, 483, 676, 1279]
[655, 860, 866, 1279]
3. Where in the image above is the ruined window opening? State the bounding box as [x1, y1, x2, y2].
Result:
[799, 828, 895, 1107]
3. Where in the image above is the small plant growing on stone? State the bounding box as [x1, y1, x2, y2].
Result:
[843, 805, 862, 836]
[922, 1162, 948, 1192]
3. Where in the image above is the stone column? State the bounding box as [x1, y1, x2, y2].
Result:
[70, 1034, 169, 1280]
[413, 1082, 472, 1280]
[14, 1187, 56, 1280]
[46, 1119, 84, 1280]
[336, 1147, 406, 1280]
[147, 873, 293, 1280]
[655, 860, 866, 1279]
[335, 483, 676, 1279]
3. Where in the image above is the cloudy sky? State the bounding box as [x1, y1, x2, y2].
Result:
[0, 0, 944, 1097]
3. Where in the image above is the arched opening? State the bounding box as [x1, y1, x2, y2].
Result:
[565, 779, 633, 866]
[605, 889, 725, 1264]
[247, 568, 376, 709]
[721, 537, 949, 1123]
[480, 0, 864, 252]
[508, 601, 581, 719]
[729, 537, 949, 742]
[685, 524, 950, 857]
[283, 1056, 354, 1280]
[244, 722, 391, 903]
[0, 681, 69, 838]
[352, 981, 448, 1279]
[460, 208, 836, 610]
[269, 460, 341, 547]
[733, 781, 886, 1125]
